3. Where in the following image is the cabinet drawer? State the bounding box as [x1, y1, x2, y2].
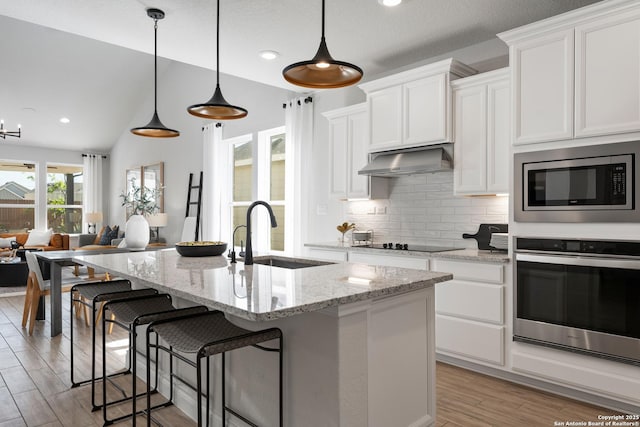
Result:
[436, 280, 503, 324]
[436, 315, 505, 365]
[431, 259, 503, 284]
[348, 252, 428, 270]
[306, 248, 348, 262]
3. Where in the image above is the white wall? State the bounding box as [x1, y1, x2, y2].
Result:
[109, 59, 295, 245]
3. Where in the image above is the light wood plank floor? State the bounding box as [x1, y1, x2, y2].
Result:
[0, 293, 630, 426]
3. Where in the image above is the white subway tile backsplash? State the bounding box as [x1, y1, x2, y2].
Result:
[348, 173, 508, 248]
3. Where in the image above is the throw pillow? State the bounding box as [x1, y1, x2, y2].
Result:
[25, 229, 53, 247]
[107, 225, 119, 243]
[99, 226, 113, 245]
[0, 237, 16, 248]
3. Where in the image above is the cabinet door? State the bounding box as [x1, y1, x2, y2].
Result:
[453, 84, 487, 194]
[347, 111, 370, 199]
[487, 79, 510, 194]
[369, 86, 402, 150]
[575, 9, 640, 137]
[328, 116, 348, 198]
[404, 74, 448, 146]
[512, 30, 574, 144]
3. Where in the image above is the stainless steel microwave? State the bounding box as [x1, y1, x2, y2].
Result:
[514, 141, 640, 222]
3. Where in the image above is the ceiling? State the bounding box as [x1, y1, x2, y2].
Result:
[0, 0, 601, 152]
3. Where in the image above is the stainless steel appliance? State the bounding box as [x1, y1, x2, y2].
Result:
[514, 237, 640, 365]
[514, 141, 640, 222]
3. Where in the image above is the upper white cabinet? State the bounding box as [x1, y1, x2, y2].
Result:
[359, 58, 477, 152]
[499, 0, 640, 145]
[323, 104, 388, 200]
[452, 68, 510, 195]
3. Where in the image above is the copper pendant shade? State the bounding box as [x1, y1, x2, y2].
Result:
[187, 0, 247, 120]
[283, 0, 363, 89]
[131, 8, 180, 138]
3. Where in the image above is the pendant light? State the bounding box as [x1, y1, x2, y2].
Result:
[131, 9, 180, 138]
[282, 0, 363, 89]
[187, 0, 247, 120]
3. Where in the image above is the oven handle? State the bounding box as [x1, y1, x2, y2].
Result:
[515, 253, 640, 270]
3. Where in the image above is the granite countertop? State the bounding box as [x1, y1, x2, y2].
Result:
[305, 242, 510, 263]
[73, 249, 452, 322]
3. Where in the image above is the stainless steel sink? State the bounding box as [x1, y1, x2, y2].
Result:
[250, 255, 335, 269]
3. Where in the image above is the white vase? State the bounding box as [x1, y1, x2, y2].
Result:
[125, 214, 150, 251]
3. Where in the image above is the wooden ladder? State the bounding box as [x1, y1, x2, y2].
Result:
[185, 172, 203, 241]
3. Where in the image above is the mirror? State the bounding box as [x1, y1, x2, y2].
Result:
[142, 162, 164, 213]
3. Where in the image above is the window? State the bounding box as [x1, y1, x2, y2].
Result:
[46, 164, 83, 233]
[0, 160, 84, 234]
[228, 126, 289, 253]
[0, 161, 36, 233]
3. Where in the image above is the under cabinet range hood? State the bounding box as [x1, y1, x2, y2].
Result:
[358, 145, 452, 177]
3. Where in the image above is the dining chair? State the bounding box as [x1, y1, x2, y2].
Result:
[21, 251, 89, 335]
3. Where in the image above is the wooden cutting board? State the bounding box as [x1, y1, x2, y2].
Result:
[462, 224, 508, 250]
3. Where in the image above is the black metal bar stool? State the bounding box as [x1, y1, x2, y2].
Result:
[101, 293, 209, 426]
[70, 279, 158, 410]
[145, 310, 284, 427]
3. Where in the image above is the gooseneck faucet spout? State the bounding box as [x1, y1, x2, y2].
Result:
[244, 200, 277, 265]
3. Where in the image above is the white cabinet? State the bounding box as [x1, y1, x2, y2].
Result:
[359, 58, 476, 152]
[348, 251, 428, 270]
[431, 258, 506, 366]
[499, 1, 640, 145]
[575, 8, 640, 137]
[305, 247, 348, 262]
[323, 104, 388, 200]
[452, 68, 510, 195]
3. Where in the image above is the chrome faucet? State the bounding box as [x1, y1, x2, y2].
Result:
[244, 200, 277, 265]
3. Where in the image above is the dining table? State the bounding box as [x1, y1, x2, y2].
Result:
[36, 247, 165, 337]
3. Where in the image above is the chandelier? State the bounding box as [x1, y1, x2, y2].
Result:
[0, 120, 21, 139]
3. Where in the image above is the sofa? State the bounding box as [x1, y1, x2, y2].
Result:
[72, 225, 122, 251]
[0, 231, 69, 254]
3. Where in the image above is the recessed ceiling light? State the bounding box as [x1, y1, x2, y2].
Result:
[60, 117, 70, 124]
[259, 50, 279, 60]
[379, 0, 402, 6]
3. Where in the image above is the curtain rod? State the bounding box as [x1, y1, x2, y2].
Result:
[283, 96, 313, 109]
[82, 154, 107, 159]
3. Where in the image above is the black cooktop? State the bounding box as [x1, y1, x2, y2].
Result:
[359, 243, 461, 253]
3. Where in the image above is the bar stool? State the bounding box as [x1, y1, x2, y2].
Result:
[70, 279, 158, 411]
[145, 310, 283, 427]
[101, 293, 209, 426]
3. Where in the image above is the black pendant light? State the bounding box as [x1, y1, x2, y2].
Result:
[283, 0, 363, 89]
[131, 8, 180, 138]
[187, 0, 247, 120]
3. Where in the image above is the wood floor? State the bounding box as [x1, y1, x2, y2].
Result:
[0, 292, 625, 427]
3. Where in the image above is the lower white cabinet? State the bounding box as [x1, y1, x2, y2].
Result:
[432, 258, 506, 366]
[348, 251, 428, 270]
[305, 247, 348, 262]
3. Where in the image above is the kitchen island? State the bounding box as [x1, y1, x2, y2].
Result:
[73, 249, 452, 426]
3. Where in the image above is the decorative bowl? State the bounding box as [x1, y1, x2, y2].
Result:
[175, 241, 227, 257]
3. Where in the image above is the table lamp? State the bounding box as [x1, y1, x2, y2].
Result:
[147, 213, 168, 243]
[84, 212, 103, 234]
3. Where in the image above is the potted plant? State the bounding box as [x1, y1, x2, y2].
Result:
[119, 178, 162, 250]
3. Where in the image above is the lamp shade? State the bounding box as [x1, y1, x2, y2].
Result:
[84, 212, 103, 223]
[147, 212, 168, 227]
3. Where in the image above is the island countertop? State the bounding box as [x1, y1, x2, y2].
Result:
[73, 248, 452, 322]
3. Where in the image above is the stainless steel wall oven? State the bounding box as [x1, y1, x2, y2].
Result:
[514, 141, 640, 222]
[514, 237, 640, 365]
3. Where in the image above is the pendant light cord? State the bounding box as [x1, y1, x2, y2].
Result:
[321, 0, 325, 39]
[216, 0, 220, 89]
[154, 17, 158, 113]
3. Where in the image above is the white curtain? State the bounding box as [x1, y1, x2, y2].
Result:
[82, 154, 103, 233]
[285, 96, 314, 255]
[202, 123, 230, 242]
